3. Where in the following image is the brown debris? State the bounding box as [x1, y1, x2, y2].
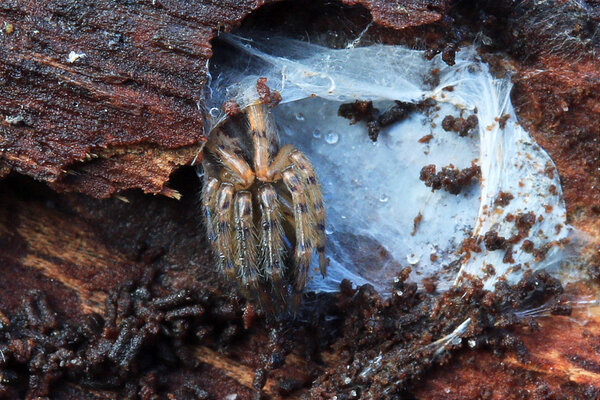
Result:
[418, 134, 434, 143]
[441, 114, 479, 136]
[516, 212, 537, 235]
[420, 163, 481, 194]
[411, 212, 423, 236]
[522, 240, 535, 253]
[338, 100, 415, 142]
[483, 230, 507, 251]
[503, 246, 515, 264]
[497, 113, 511, 129]
[494, 191, 514, 207]
[337, 100, 376, 124]
[459, 236, 483, 257]
[222, 100, 241, 117]
[421, 277, 437, 293]
[256, 77, 282, 108]
[1, 1, 600, 399]
[311, 271, 580, 398]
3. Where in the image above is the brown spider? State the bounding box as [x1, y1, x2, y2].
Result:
[201, 103, 327, 309]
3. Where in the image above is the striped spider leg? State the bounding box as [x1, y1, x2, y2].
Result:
[201, 103, 327, 311]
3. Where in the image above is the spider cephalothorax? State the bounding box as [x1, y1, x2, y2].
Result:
[201, 103, 327, 310]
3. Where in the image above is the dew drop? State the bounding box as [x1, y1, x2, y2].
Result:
[325, 225, 334, 235]
[325, 131, 339, 144]
[295, 112, 305, 121]
[379, 193, 389, 203]
[406, 253, 420, 265]
[451, 336, 462, 346]
[312, 129, 322, 138]
[209, 107, 220, 117]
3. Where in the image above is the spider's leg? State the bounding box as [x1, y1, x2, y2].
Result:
[258, 184, 287, 300]
[214, 183, 236, 281]
[282, 169, 313, 307]
[233, 191, 260, 293]
[265, 144, 295, 181]
[289, 151, 328, 277]
[206, 129, 255, 189]
[201, 177, 220, 246]
[247, 104, 278, 180]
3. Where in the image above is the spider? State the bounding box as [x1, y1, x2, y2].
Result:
[201, 103, 327, 310]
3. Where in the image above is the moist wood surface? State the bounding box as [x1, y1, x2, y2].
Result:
[0, 0, 449, 198]
[1, 0, 600, 399]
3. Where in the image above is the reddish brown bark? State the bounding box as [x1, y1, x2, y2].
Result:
[0, 0, 449, 198]
[1, 1, 600, 399]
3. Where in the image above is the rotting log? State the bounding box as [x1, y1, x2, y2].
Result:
[0, 176, 311, 399]
[1, 176, 599, 399]
[1, 0, 600, 399]
[0, 0, 450, 198]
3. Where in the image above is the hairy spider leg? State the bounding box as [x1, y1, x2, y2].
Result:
[206, 128, 255, 190]
[201, 177, 220, 245]
[247, 104, 279, 181]
[258, 184, 287, 301]
[265, 144, 296, 181]
[215, 183, 237, 281]
[282, 169, 313, 307]
[233, 191, 260, 294]
[289, 150, 328, 277]
[265, 145, 327, 274]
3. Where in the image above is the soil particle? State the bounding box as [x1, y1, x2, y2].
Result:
[222, 100, 241, 117]
[256, 78, 282, 108]
[459, 236, 483, 257]
[494, 191, 514, 207]
[338, 100, 416, 142]
[516, 212, 537, 235]
[338, 100, 376, 124]
[497, 114, 510, 129]
[421, 278, 437, 294]
[312, 271, 568, 398]
[378, 101, 416, 127]
[503, 246, 515, 264]
[483, 231, 507, 251]
[522, 240, 535, 253]
[420, 163, 481, 194]
[441, 114, 479, 136]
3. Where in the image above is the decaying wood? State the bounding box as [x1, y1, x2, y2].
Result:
[1, 0, 600, 399]
[1, 176, 599, 399]
[0, 177, 310, 398]
[0, 0, 450, 198]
